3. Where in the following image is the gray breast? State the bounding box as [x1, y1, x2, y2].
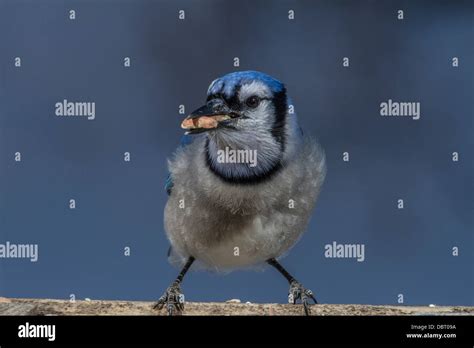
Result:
[164, 136, 326, 270]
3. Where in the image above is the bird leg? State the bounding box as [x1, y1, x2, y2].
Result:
[154, 256, 195, 315]
[267, 258, 318, 316]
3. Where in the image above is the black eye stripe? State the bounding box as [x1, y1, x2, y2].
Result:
[206, 93, 272, 113]
[243, 97, 271, 100]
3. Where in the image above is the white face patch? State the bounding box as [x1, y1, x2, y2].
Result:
[238, 81, 272, 103]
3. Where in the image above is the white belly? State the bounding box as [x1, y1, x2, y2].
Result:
[164, 199, 305, 271]
[190, 215, 269, 270]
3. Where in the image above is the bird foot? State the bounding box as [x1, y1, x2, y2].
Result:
[288, 280, 318, 316]
[153, 281, 185, 316]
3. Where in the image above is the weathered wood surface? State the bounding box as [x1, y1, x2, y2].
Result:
[0, 298, 472, 316]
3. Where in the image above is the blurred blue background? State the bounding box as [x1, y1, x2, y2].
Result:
[0, 0, 472, 306]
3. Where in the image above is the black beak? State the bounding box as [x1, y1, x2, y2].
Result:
[181, 100, 240, 134]
[187, 103, 222, 120]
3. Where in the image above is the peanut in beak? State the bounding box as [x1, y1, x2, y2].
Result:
[181, 115, 231, 130]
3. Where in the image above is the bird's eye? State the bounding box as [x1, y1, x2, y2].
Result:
[245, 96, 260, 108]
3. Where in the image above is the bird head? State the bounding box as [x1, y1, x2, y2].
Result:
[181, 71, 299, 183]
[182, 70, 288, 135]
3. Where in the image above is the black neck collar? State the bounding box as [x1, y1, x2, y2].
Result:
[204, 138, 283, 185]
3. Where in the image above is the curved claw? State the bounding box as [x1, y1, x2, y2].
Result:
[288, 280, 318, 316]
[306, 289, 318, 304]
[153, 282, 185, 316]
[153, 294, 166, 310]
[303, 300, 311, 316]
[167, 303, 175, 316]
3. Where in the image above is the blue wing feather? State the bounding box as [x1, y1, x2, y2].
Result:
[164, 174, 174, 195]
[165, 134, 194, 195]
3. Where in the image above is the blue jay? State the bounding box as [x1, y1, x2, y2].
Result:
[155, 71, 326, 315]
